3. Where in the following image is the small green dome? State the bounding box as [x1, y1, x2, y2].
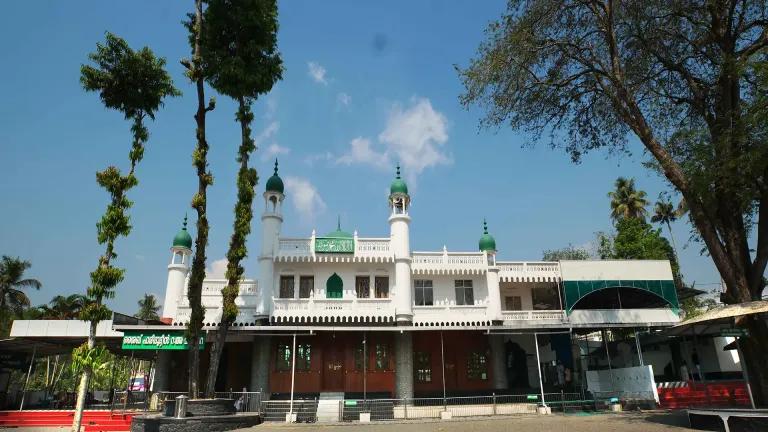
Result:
[478, 219, 496, 252]
[390, 165, 408, 195]
[325, 216, 353, 238]
[265, 159, 284, 194]
[173, 216, 193, 249]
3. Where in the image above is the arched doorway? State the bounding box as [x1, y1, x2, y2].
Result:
[326, 273, 343, 298]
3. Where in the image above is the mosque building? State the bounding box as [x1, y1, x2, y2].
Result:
[148, 160, 682, 400]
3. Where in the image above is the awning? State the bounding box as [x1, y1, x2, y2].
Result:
[663, 300, 768, 337]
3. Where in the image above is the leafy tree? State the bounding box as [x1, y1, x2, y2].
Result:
[39, 294, 87, 319]
[73, 32, 178, 431]
[458, 0, 768, 404]
[651, 193, 681, 257]
[200, 0, 283, 397]
[542, 244, 591, 261]
[681, 294, 718, 321]
[181, 0, 217, 398]
[0, 256, 41, 336]
[608, 177, 649, 222]
[135, 293, 161, 321]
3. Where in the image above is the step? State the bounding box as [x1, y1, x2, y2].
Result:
[316, 399, 340, 422]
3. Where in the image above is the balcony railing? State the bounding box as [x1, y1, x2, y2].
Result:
[497, 261, 561, 282]
[412, 251, 487, 275]
[501, 310, 566, 321]
[412, 303, 491, 326]
[200, 279, 258, 295]
[275, 237, 392, 260]
[272, 297, 395, 323]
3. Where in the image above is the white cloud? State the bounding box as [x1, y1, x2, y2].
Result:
[338, 137, 389, 169]
[303, 152, 334, 167]
[254, 121, 279, 147]
[285, 176, 326, 224]
[307, 61, 328, 85]
[206, 258, 228, 279]
[334, 97, 450, 183]
[379, 97, 450, 182]
[337, 92, 351, 107]
[262, 143, 290, 161]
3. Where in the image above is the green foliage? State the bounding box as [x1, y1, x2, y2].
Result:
[457, 0, 768, 307]
[80, 32, 180, 120]
[542, 244, 591, 261]
[38, 294, 88, 319]
[0, 256, 41, 316]
[681, 295, 718, 321]
[79, 32, 178, 323]
[135, 293, 161, 321]
[608, 177, 649, 222]
[71, 343, 109, 375]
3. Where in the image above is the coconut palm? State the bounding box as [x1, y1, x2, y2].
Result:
[0, 256, 42, 316]
[135, 294, 161, 321]
[651, 195, 680, 258]
[39, 294, 87, 319]
[608, 177, 649, 222]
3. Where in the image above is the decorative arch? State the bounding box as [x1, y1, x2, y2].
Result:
[326, 273, 343, 298]
[563, 279, 678, 312]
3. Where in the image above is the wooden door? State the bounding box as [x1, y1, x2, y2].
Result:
[323, 344, 345, 391]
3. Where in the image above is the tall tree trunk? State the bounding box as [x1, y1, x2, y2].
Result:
[71, 322, 96, 432]
[665, 221, 679, 261]
[186, 0, 212, 399]
[205, 98, 257, 397]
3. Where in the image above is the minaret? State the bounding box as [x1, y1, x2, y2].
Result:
[257, 159, 285, 319]
[162, 216, 192, 320]
[480, 219, 502, 321]
[389, 165, 413, 323]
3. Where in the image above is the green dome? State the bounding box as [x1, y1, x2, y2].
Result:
[265, 159, 284, 194]
[173, 216, 193, 249]
[325, 216, 353, 238]
[478, 219, 496, 252]
[390, 165, 408, 195]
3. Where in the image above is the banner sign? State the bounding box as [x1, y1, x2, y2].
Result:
[314, 237, 354, 253]
[720, 328, 749, 338]
[121, 332, 204, 350]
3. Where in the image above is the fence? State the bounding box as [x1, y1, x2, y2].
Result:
[261, 399, 319, 422]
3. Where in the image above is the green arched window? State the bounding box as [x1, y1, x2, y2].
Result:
[326, 273, 343, 299]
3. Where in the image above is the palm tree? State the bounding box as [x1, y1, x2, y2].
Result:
[135, 294, 161, 321]
[608, 177, 649, 221]
[39, 294, 87, 319]
[0, 256, 42, 316]
[652, 195, 680, 258]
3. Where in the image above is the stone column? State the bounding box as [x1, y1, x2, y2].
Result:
[152, 351, 171, 391]
[250, 336, 271, 399]
[489, 335, 508, 391]
[394, 332, 413, 399]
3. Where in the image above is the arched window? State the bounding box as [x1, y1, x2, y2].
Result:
[326, 273, 343, 299]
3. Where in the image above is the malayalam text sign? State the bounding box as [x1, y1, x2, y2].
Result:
[122, 332, 204, 350]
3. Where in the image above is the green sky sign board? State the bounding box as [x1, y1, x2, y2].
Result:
[315, 237, 354, 253]
[122, 332, 204, 350]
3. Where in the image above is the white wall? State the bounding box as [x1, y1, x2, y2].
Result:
[560, 260, 673, 281]
[413, 274, 489, 306]
[274, 261, 395, 299]
[499, 283, 534, 310]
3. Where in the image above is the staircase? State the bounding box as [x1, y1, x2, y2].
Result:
[0, 410, 134, 431]
[316, 392, 344, 422]
[657, 381, 751, 409]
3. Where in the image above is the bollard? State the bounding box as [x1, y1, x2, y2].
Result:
[492, 393, 497, 415]
[175, 395, 188, 419]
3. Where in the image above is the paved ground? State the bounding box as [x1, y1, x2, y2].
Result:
[237, 411, 695, 432]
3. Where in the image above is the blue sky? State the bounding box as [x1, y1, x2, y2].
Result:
[0, 1, 722, 314]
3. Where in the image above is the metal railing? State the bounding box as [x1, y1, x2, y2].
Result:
[214, 391, 262, 414]
[261, 399, 318, 422]
[339, 395, 539, 421]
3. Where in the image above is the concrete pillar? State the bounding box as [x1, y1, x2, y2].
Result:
[486, 267, 502, 321]
[394, 332, 413, 399]
[489, 335, 508, 390]
[152, 351, 171, 391]
[250, 336, 271, 399]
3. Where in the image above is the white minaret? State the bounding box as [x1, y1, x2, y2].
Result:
[480, 219, 502, 321]
[389, 165, 413, 323]
[257, 159, 285, 320]
[162, 216, 192, 320]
